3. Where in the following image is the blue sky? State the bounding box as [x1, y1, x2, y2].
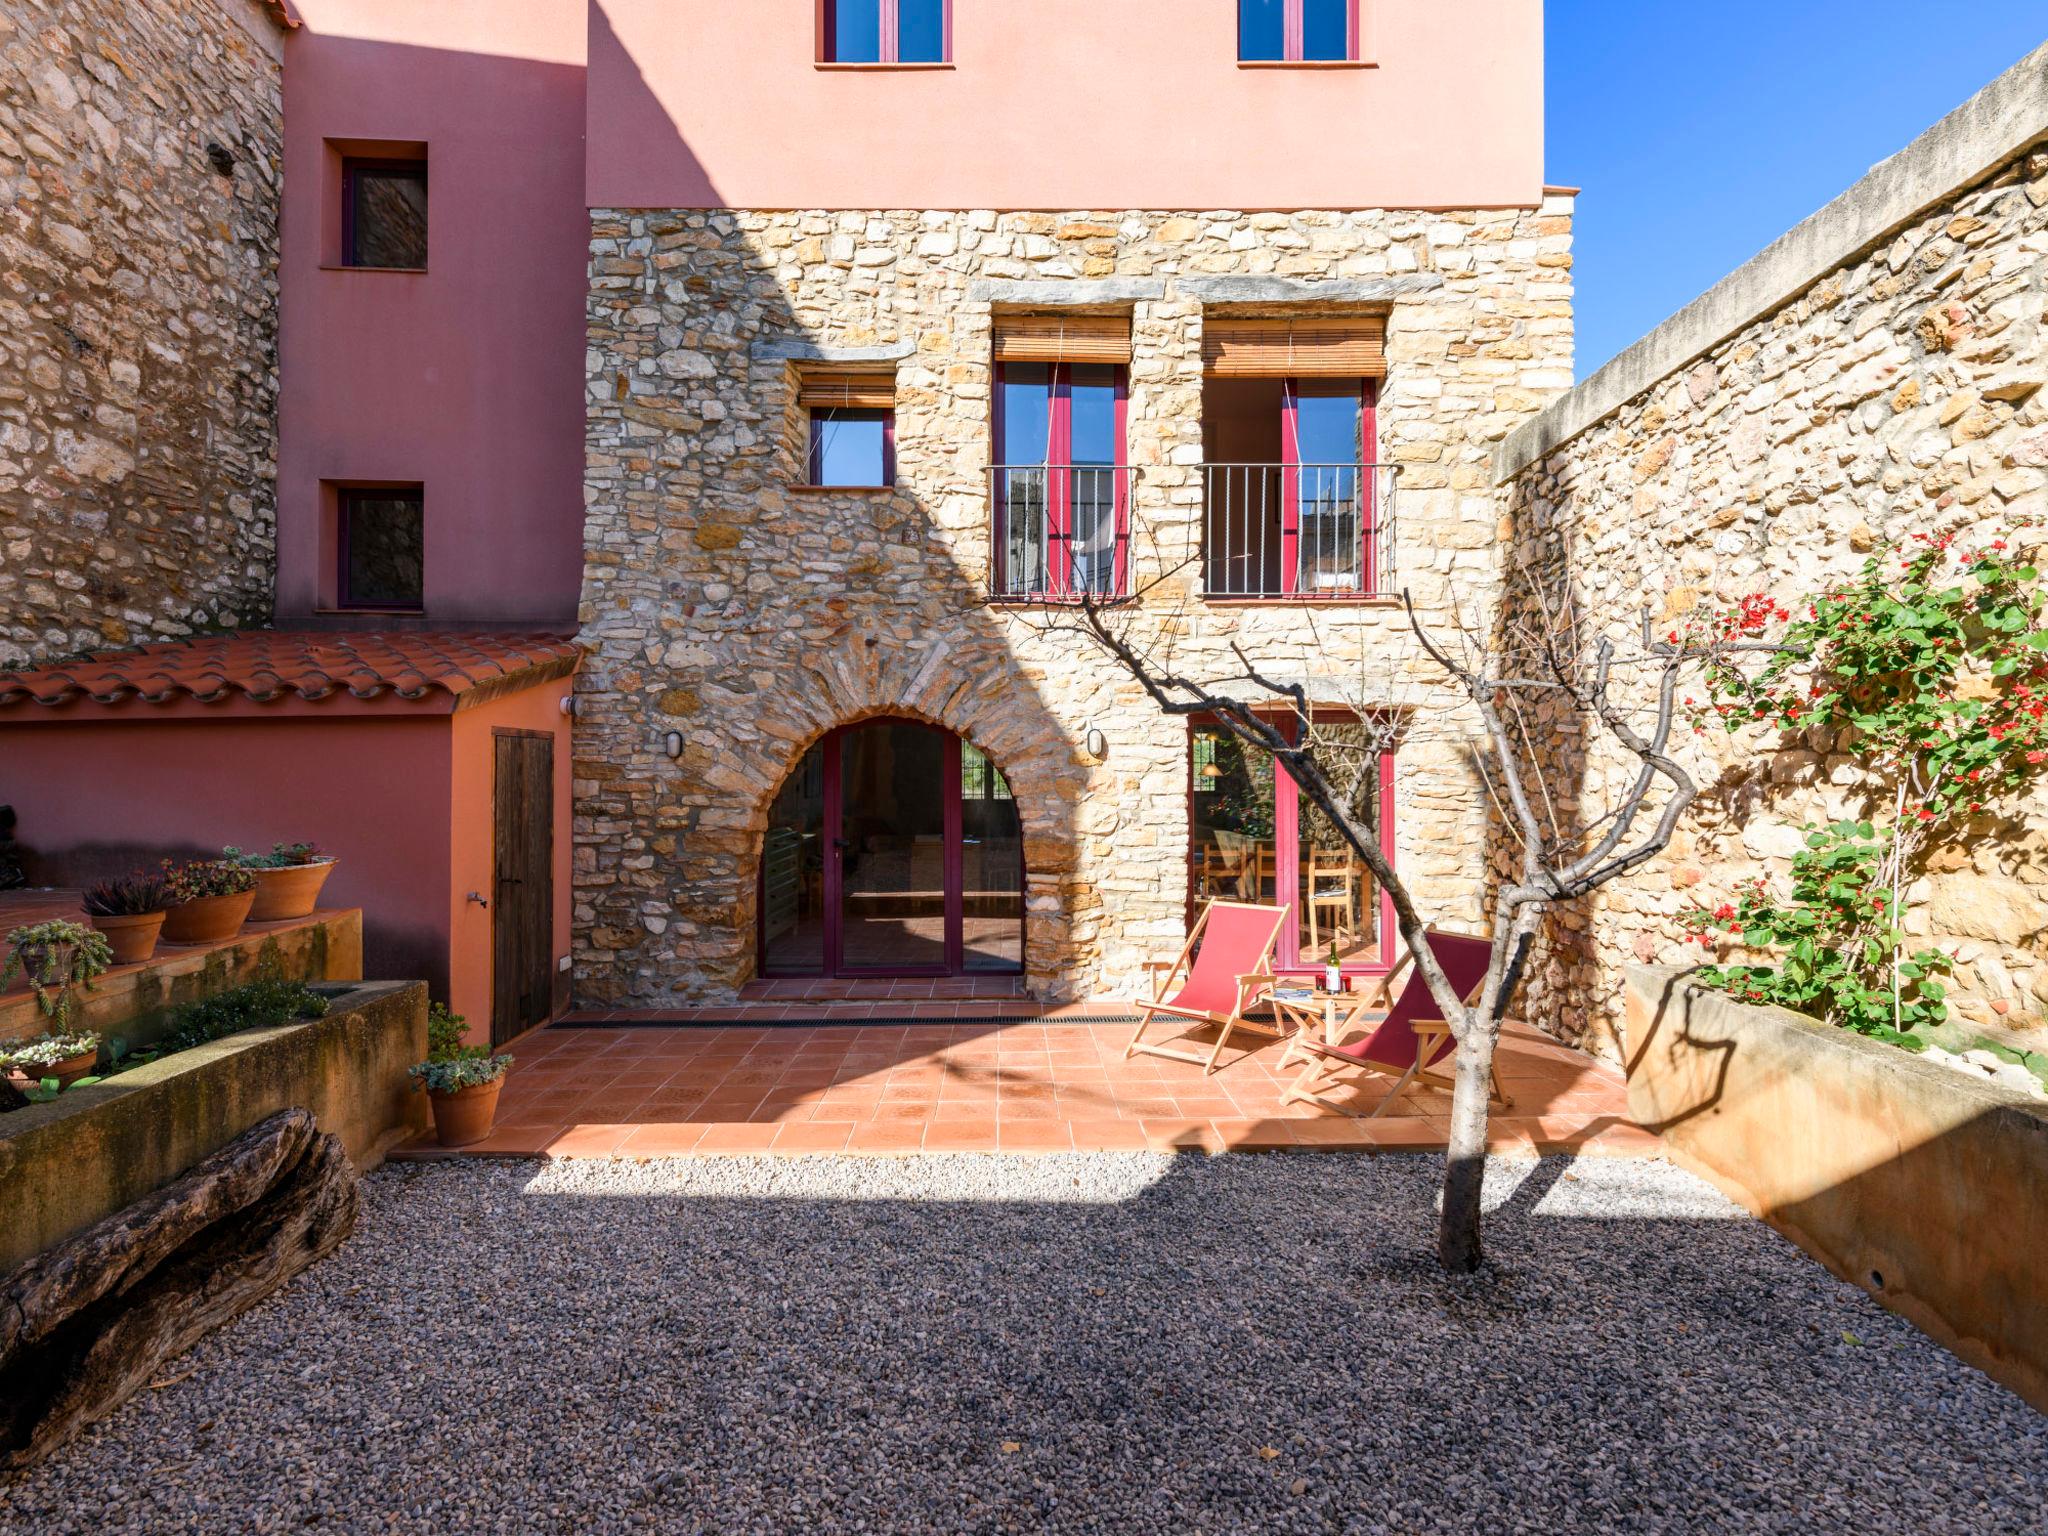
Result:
[1550, 4, 2046, 379]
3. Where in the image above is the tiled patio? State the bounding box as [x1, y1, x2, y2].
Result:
[394, 1003, 1657, 1160]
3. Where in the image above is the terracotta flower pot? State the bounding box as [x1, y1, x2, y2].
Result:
[248, 859, 338, 922]
[48, 1046, 100, 1088]
[161, 889, 256, 945]
[92, 911, 167, 965]
[428, 1076, 506, 1148]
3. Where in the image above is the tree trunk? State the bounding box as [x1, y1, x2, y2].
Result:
[1437, 1016, 1502, 1272]
[0, 1108, 358, 1470]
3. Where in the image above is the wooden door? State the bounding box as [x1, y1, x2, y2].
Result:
[492, 731, 554, 1046]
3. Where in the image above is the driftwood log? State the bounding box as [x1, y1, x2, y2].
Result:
[0, 1108, 358, 1469]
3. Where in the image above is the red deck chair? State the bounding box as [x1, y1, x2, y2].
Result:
[1125, 900, 1289, 1075]
[1280, 928, 1513, 1119]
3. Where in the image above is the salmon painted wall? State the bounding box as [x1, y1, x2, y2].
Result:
[275, 0, 588, 628]
[446, 682, 576, 1042]
[588, 0, 1545, 210]
[0, 717, 453, 995]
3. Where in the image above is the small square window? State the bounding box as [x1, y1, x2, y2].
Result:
[342, 158, 427, 269]
[809, 408, 894, 488]
[822, 0, 949, 64]
[339, 487, 424, 609]
[1240, 0, 1356, 62]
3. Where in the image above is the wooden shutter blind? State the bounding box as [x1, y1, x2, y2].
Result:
[797, 368, 897, 410]
[990, 313, 1133, 365]
[1201, 316, 1387, 378]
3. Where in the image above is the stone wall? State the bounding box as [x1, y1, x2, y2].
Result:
[1500, 53, 2048, 1055]
[0, 0, 283, 669]
[578, 203, 1574, 1004]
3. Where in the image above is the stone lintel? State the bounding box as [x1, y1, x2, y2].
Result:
[750, 340, 918, 364]
[1174, 275, 1444, 306]
[965, 278, 1168, 306]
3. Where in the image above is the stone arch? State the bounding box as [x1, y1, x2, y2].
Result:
[723, 635, 1088, 998]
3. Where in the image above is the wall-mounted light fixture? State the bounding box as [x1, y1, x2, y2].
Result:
[664, 731, 683, 760]
[1084, 726, 1108, 760]
[559, 693, 577, 718]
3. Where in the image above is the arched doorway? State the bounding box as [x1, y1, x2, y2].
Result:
[759, 718, 1024, 978]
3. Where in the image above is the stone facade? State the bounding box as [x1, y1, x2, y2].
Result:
[577, 202, 1574, 1005]
[1503, 144, 2048, 1053]
[0, 0, 283, 669]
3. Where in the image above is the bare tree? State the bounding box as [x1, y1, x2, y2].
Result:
[1040, 551, 1770, 1272]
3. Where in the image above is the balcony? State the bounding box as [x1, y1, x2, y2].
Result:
[987, 464, 1136, 601]
[1201, 463, 1395, 600]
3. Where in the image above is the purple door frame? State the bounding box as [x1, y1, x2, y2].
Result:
[762, 717, 1019, 979]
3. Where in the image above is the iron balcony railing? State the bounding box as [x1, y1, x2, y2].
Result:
[1202, 463, 1396, 599]
[988, 464, 1135, 601]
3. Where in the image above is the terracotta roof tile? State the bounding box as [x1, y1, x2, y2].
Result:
[0, 632, 581, 711]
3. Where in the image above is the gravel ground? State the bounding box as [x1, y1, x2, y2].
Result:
[2, 1152, 2042, 1535]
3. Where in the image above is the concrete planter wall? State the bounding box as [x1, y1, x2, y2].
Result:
[1622, 965, 2048, 1410]
[0, 981, 428, 1277]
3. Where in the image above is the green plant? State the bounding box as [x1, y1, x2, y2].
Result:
[410, 1002, 511, 1093]
[1, 1030, 102, 1072]
[160, 857, 258, 902]
[224, 841, 328, 869]
[158, 976, 329, 1053]
[1684, 531, 2048, 1045]
[83, 871, 174, 917]
[2, 919, 112, 1033]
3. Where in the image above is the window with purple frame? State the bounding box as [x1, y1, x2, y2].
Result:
[1239, 0, 1357, 61]
[822, 0, 949, 63]
[341, 158, 427, 269]
[809, 408, 895, 487]
[338, 487, 423, 610]
[993, 362, 1128, 599]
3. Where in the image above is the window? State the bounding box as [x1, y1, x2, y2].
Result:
[989, 314, 1132, 600]
[338, 487, 424, 610]
[797, 366, 897, 487]
[822, 0, 950, 63]
[1239, 0, 1358, 62]
[1189, 716, 1394, 978]
[341, 158, 427, 269]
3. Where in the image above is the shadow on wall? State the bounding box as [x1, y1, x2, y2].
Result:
[571, 72, 1090, 1003]
[1622, 966, 2048, 1411]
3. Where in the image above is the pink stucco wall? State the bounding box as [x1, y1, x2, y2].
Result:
[276, 0, 588, 628]
[0, 715, 454, 996]
[588, 0, 1545, 211]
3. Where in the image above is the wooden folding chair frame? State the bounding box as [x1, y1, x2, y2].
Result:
[1126, 900, 1289, 1075]
[1280, 932, 1515, 1119]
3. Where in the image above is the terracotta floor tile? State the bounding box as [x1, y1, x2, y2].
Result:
[770, 1122, 855, 1154]
[1139, 1118, 1222, 1153]
[1208, 1118, 1301, 1152]
[618, 1124, 708, 1157]
[692, 1122, 782, 1152]
[997, 1122, 1074, 1153]
[921, 1123, 1001, 1152]
[846, 1122, 928, 1154]
[453, 1124, 561, 1156]
[1063, 1118, 1152, 1152]
[544, 1123, 634, 1158]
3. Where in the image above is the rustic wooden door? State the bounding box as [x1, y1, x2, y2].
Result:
[492, 731, 554, 1046]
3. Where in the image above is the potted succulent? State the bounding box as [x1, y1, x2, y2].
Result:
[158, 857, 259, 945]
[409, 1003, 513, 1147]
[227, 841, 340, 922]
[1, 1029, 103, 1090]
[82, 871, 174, 964]
[2, 918, 112, 1037]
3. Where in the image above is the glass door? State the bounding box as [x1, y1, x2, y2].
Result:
[835, 720, 955, 973]
[759, 719, 1025, 978]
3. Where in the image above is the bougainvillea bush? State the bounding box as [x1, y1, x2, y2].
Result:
[1680, 529, 2048, 1068]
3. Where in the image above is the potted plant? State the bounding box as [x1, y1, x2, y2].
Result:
[1, 1029, 103, 1090]
[227, 841, 340, 922]
[158, 858, 259, 945]
[82, 871, 174, 964]
[2, 918, 112, 1037]
[408, 1003, 513, 1148]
